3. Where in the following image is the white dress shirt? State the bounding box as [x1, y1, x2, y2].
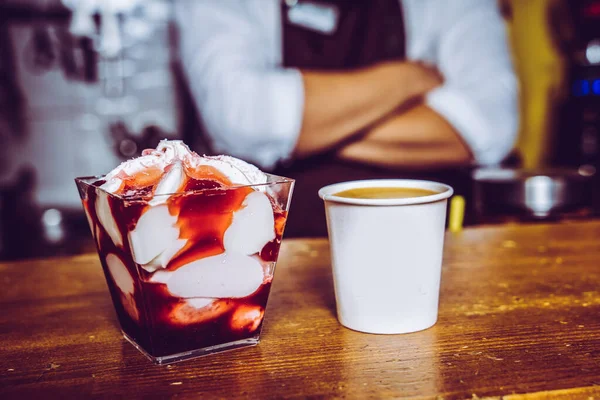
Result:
[175, 0, 518, 170]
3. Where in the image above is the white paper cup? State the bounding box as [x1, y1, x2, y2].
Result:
[318, 179, 453, 334]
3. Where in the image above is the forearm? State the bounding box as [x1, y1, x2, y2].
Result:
[337, 104, 472, 169]
[294, 62, 436, 157]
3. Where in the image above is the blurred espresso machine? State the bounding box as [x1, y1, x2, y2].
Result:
[0, 0, 199, 259]
[473, 0, 600, 224]
[554, 0, 600, 171]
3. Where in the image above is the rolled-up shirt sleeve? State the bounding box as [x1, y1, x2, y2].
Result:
[424, 0, 519, 166]
[174, 0, 304, 170]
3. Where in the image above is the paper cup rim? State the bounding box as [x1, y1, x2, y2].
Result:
[318, 179, 454, 206]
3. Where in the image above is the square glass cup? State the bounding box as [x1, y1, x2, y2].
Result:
[75, 174, 294, 364]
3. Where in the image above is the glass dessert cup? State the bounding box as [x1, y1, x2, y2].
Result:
[75, 174, 294, 364]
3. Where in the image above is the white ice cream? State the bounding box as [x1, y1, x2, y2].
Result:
[106, 253, 140, 321]
[96, 191, 123, 248]
[94, 140, 272, 254]
[99, 140, 267, 195]
[106, 253, 135, 295]
[224, 191, 275, 255]
[93, 140, 277, 301]
[128, 205, 181, 266]
[157, 252, 264, 299]
[150, 161, 186, 206]
[199, 155, 267, 186]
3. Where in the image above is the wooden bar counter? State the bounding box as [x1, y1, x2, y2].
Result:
[1, 221, 599, 399]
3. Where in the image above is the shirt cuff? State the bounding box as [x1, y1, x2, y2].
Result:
[425, 86, 499, 166]
[259, 68, 305, 169]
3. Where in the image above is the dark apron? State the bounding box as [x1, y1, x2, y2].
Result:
[275, 0, 473, 237]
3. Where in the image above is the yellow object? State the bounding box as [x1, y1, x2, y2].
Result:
[502, 0, 571, 169]
[449, 195, 465, 233]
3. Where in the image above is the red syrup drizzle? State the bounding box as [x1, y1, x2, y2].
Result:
[83, 168, 287, 357]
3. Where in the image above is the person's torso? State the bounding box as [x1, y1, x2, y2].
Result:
[275, 0, 471, 237]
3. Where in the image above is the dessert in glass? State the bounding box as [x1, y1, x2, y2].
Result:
[75, 140, 294, 364]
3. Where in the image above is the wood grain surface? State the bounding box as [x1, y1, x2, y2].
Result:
[1, 221, 599, 399]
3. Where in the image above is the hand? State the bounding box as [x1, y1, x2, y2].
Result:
[402, 61, 444, 98]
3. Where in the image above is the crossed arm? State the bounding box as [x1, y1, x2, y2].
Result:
[335, 104, 472, 169]
[293, 62, 470, 169]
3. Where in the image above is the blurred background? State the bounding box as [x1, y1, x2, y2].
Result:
[0, 0, 599, 261]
